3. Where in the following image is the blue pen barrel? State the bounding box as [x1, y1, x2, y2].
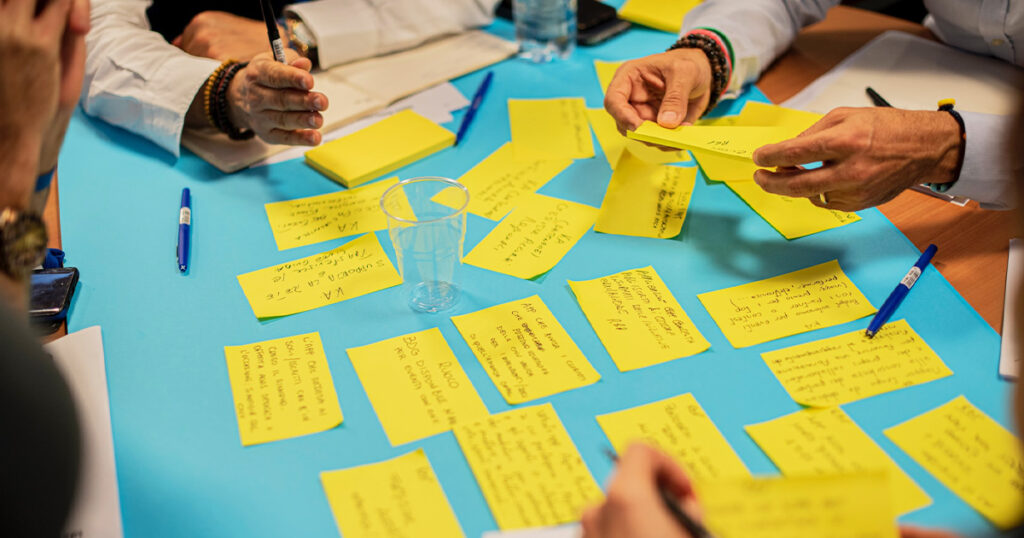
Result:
[177, 188, 191, 272]
[866, 244, 937, 336]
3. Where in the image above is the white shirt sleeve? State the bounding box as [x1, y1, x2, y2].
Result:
[680, 0, 839, 96]
[944, 111, 1019, 209]
[83, 0, 220, 157]
[284, 0, 501, 69]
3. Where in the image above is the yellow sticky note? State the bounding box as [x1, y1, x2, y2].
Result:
[264, 177, 410, 250]
[697, 260, 875, 348]
[464, 193, 597, 280]
[586, 108, 690, 169]
[305, 109, 454, 188]
[738, 101, 822, 131]
[594, 60, 623, 94]
[697, 473, 899, 538]
[594, 151, 696, 239]
[508, 98, 595, 159]
[691, 149, 760, 181]
[746, 407, 931, 515]
[597, 393, 749, 480]
[347, 328, 489, 446]
[885, 396, 1024, 529]
[237, 233, 402, 318]
[321, 449, 465, 538]
[618, 0, 703, 33]
[453, 404, 603, 529]
[569, 266, 709, 371]
[629, 123, 795, 160]
[450, 295, 600, 403]
[224, 332, 343, 446]
[761, 320, 951, 406]
[432, 143, 572, 220]
[726, 180, 861, 239]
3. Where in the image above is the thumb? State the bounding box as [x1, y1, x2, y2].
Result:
[656, 75, 693, 129]
[172, 34, 183, 48]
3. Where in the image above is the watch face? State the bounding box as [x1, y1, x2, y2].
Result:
[0, 211, 47, 278]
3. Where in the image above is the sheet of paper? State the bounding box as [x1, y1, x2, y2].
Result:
[464, 193, 598, 280]
[885, 395, 1024, 529]
[223, 332, 343, 446]
[305, 109, 455, 188]
[697, 259, 876, 348]
[569, 266, 710, 371]
[1001, 238, 1022, 379]
[264, 177, 411, 250]
[432, 142, 573, 220]
[761, 319, 951, 407]
[629, 124, 797, 160]
[347, 327, 489, 446]
[726, 180, 861, 239]
[696, 473, 899, 538]
[593, 60, 623, 94]
[508, 98, 595, 159]
[237, 233, 402, 319]
[617, 0, 703, 33]
[597, 393, 749, 480]
[321, 449, 465, 538]
[482, 525, 580, 538]
[586, 108, 689, 169]
[594, 151, 696, 239]
[450, 295, 600, 403]
[746, 406, 930, 515]
[453, 404, 603, 530]
[45, 327, 124, 538]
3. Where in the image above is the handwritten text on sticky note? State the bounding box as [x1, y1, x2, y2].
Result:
[594, 151, 696, 239]
[509, 98, 595, 160]
[726, 180, 860, 239]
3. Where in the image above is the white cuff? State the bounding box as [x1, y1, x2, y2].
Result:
[943, 111, 1017, 210]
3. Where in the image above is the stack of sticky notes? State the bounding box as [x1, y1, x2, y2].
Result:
[618, 0, 703, 34]
[305, 109, 455, 187]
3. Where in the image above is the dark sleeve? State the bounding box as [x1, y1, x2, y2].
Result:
[0, 303, 80, 537]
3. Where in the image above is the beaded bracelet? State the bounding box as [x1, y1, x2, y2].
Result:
[667, 31, 732, 117]
[211, 62, 255, 141]
[202, 60, 233, 129]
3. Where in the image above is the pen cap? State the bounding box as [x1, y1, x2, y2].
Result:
[181, 188, 191, 207]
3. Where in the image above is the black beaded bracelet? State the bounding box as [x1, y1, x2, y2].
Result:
[667, 34, 730, 118]
[212, 61, 255, 141]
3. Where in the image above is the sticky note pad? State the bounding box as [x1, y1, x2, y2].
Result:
[594, 151, 696, 239]
[508, 98, 594, 159]
[432, 142, 572, 220]
[464, 193, 598, 280]
[347, 328, 489, 446]
[697, 260, 875, 348]
[726, 180, 861, 239]
[321, 449, 465, 538]
[697, 473, 899, 538]
[618, 0, 702, 33]
[453, 404, 603, 529]
[761, 320, 951, 406]
[586, 108, 689, 169]
[305, 109, 454, 188]
[746, 407, 931, 515]
[629, 123, 794, 160]
[451, 295, 600, 403]
[593, 60, 623, 94]
[264, 177, 410, 250]
[224, 332, 343, 446]
[885, 396, 1024, 529]
[569, 266, 709, 371]
[237, 233, 402, 318]
[597, 393, 749, 480]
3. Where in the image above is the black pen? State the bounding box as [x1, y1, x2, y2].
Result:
[865, 86, 892, 108]
[603, 448, 715, 538]
[258, 0, 288, 63]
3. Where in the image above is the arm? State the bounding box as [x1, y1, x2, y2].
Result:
[943, 111, 1018, 210]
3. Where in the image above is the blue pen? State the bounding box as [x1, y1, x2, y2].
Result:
[177, 188, 191, 273]
[866, 244, 937, 337]
[455, 71, 494, 145]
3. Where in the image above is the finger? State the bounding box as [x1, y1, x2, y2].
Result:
[36, 0, 73, 40]
[899, 526, 962, 538]
[290, 56, 312, 73]
[252, 110, 322, 131]
[605, 74, 644, 133]
[656, 67, 700, 128]
[682, 91, 711, 126]
[6, 0, 36, 23]
[68, 0, 90, 34]
[752, 131, 847, 168]
[258, 128, 320, 146]
[580, 506, 601, 538]
[247, 59, 314, 90]
[754, 166, 839, 199]
[633, 103, 658, 122]
[247, 85, 324, 112]
[615, 443, 695, 500]
[172, 35, 183, 48]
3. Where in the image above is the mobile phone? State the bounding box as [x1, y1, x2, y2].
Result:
[29, 267, 79, 321]
[497, 0, 631, 46]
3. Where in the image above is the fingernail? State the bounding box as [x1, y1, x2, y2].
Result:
[313, 97, 324, 110]
[681, 121, 693, 127]
[308, 116, 318, 128]
[302, 78, 312, 90]
[659, 111, 679, 125]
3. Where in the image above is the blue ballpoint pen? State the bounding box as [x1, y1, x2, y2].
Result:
[177, 188, 191, 273]
[866, 244, 938, 337]
[455, 71, 494, 145]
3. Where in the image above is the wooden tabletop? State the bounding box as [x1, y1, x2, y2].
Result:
[42, 6, 1015, 334]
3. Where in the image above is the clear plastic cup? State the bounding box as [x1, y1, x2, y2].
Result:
[514, 0, 577, 62]
[380, 177, 468, 313]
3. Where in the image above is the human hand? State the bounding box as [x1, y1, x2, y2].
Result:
[226, 51, 328, 146]
[751, 107, 961, 212]
[173, 11, 285, 62]
[899, 525, 962, 538]
[581, 444, 699, 538]
[604, 48, 713, 135]
[38, 0, 91, 176]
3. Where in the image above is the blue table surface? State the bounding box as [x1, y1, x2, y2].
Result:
[58, 15, 1013, 538]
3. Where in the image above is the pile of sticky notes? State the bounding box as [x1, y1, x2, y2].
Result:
[617, 0, 704, 34]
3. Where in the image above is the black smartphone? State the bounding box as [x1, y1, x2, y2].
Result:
[29, 267, 79, 321]
[497, 0, 631, 46]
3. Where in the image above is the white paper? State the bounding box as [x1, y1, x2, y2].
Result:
[481, 525, 581, 538]
[1001, 239, 1022, 380]
[45, 326, 124, 538]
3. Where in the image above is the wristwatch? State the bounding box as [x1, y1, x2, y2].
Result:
[0, 207, 48, 280]
[285, 16, 320, 70]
